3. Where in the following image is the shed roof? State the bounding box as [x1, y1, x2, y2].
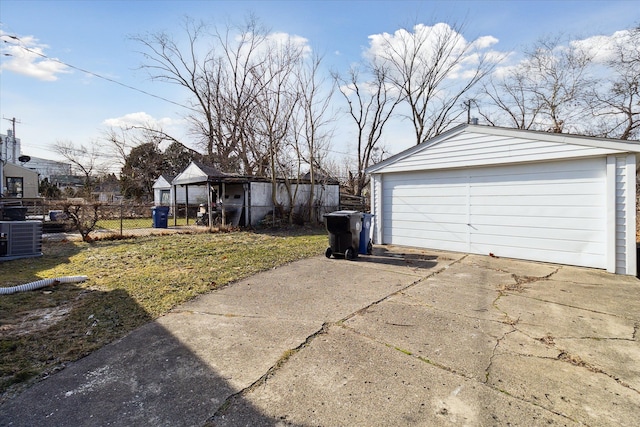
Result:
[171, 161, 240, 186]
[366, 124, 640, 174]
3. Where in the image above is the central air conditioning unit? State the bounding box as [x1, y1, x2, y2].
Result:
[0, 221, 43, 261]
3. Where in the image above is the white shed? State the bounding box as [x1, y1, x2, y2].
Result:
[157, 161, 340, 226]
[366, 124, 640, 275]
[152, 175, 174, 206]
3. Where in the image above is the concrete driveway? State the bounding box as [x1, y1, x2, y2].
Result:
[1, 246, 639, 426]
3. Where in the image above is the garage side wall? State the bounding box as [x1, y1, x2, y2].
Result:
[371, 174, 383, 244]
[610, 154, 637, 275]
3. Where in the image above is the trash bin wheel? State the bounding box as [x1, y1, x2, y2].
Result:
[345, 247, 355, 260]
[325, 247, 333, 258]
[367, 240, 373, 255]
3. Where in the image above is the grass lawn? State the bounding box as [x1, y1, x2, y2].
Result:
[95, 217, 192, 230]
[0, 228, 327, 400]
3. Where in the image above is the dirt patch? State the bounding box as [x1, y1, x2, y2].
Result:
[0, 305, 73, 337]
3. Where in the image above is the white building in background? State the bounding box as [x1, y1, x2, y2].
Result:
[0, 129, 21, 164]
[1, 129, 72, 196]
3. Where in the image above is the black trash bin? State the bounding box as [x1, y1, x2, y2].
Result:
[152, 206, 170, 228]
[323, 210, 363, 260]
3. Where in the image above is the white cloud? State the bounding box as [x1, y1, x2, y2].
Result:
[267, 31, 312, 57]
[102, 112, 174, 129]
[0, 31, 70, 81]
[365, 23, 504, 81]
[472, 35, 499, 50]
[571, 29, 634, 63]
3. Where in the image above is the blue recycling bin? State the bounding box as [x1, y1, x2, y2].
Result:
[359, 213, 374, 255]
[152, 206, 170, 228]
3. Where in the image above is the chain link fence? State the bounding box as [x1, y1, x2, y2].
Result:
[7, 198, 356, 238]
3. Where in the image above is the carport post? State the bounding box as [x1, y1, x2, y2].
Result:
[172, 182, 177, 226]
[207, 181, 213, 230]
[221, 182, 226, 227]
[185, 185, 189, 225]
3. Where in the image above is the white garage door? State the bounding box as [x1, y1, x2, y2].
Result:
[382, 158, 607, 268]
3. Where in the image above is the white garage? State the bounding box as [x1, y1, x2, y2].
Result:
[366, 124, 640, 275]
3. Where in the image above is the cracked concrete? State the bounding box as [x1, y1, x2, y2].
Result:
[1, 247, 639, 426]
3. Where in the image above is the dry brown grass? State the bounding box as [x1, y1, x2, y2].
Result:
[0, 229, 326, 399]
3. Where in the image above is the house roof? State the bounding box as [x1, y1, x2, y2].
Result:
[366, 124, 640, 174]
[171, 161, 339, 186]
[171, 161, 235, 186]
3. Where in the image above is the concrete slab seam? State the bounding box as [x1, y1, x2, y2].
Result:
[205, 322, 331, 425]
[205, 255, 468, 425]
[340, 255, 469, 325]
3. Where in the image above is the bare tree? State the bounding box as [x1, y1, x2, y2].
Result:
[296, 53, 335, 221]
[481, 35, 595, 133]
[53, 140, 104, 198]
[334, 63, 400, 196]
[370, 22, 497, 144]
[478, 67, 544, 129]
[250, 33, 306, 220]
[132, 16, 269, 174]
[589, 26, 640, 140]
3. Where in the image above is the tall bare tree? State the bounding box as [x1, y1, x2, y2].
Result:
[250, 33, 305, 217]
[132, 17, 269, 173]
[589, 26, 640, 140]
[478, 67, 543, 129]
[370, 22, 497, 144]
[334, 63, 400, 196]
[480, 35, 595, 133]
[296, 53, 335, 220]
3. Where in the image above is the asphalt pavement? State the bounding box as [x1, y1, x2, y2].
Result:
[1, 245, 639, 426]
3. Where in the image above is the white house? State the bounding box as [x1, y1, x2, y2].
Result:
[152, 174, 175, 206]
[2, 162, 39, 199]
[155, 161, 340, 226]
[366, 124, 640, 275]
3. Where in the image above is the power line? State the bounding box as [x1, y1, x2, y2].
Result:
[2, 34, 200, 114]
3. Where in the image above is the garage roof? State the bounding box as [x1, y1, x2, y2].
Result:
[366, 124, 640, 174]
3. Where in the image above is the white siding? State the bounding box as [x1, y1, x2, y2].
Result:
[380, 131, 620, 174]
[613, 155, 637, 275]
[381, 158, 608, 269]
[371, 174, 383, 244]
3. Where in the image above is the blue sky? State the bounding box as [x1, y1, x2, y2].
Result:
[1, 0, 639, 167]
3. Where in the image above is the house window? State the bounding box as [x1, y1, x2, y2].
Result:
[5, 177, 23, 198]
[160, 190, 170, 205]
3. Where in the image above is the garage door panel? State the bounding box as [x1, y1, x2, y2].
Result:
[390, 233, 468, 253]
[381, 158, 606, 268]
[471, 225, 605, 249]
[385, 195, 467, 207]
[384, 212, 467, 223]
[470, 205, 603, 219]
[386, 185, 468, 197]
[471, 194, 601, 207]
[385, 218, 468, 235]
[470, 242, 605, 268]
[471, 181, 602, 197]
[471, 214, 604, 231]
